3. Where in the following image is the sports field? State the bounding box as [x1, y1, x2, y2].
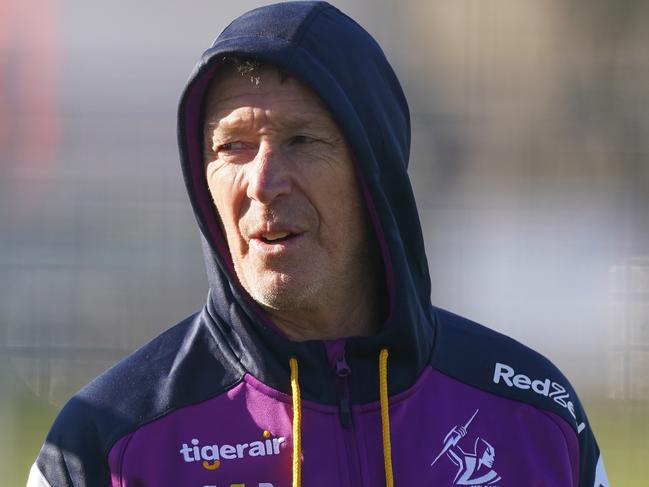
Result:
[584, 397, 649, 486]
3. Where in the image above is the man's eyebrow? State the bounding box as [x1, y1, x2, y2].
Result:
[206, 109, 335, 135]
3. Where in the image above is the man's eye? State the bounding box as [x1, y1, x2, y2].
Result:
[218, 141, 249, 152]
[289, 135, 316, 146]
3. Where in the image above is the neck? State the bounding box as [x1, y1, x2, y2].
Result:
[265, 289, 381, 342]
[265, 260, 383, 342]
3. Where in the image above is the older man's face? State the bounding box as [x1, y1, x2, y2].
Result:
[204, 66, 372, 319]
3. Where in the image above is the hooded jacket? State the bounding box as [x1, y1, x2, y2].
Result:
[29, 2, 610, 486]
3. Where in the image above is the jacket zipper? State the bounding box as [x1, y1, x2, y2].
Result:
[335, 354, 352, 428]
[334, 350, 364, 485]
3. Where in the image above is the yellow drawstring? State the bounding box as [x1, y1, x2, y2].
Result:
[289, 350, 393, 487]
[289, 357, 302, 487]
[379, 348, 394, 487]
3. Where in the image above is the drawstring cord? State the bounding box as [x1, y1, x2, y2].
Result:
[289, 357, 302, 487]
[288, 349, 394, 487]
[379, 348, 394, 487]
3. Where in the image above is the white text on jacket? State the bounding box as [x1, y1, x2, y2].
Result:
[493, 362, 586, 434]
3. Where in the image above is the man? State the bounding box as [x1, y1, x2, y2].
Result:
[29, 2, 610, 486]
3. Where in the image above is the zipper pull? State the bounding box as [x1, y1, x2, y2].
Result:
[336, 354, 352, 428]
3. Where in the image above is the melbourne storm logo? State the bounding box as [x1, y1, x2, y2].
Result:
[431, 409, 501, 486]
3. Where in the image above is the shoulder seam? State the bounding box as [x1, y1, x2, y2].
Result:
[114, 430, 136, 487]
[429, 363, 580, 433]
[101, 374, 246, 458]
[537, 409, 580, 487]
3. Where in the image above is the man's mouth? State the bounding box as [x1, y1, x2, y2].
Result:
[259, 231, 294, 243]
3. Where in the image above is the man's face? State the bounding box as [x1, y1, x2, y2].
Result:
[204, 66, 372, 320]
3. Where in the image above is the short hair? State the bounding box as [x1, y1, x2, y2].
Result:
[219, 55, 264, 85]
[215, 54, 290, 86]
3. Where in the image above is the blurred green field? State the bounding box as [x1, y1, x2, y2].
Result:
[584, 397, 649, 486]
[0, 372, 57, 486]
[1, 372, 646, 486]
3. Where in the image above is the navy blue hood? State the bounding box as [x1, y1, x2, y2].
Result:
[177, 1, 434, 402]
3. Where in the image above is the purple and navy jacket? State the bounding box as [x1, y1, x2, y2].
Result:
[29, 2, 610, 486]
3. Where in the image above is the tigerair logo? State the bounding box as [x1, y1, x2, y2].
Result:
[492, 362, 586, 434]
[179, 430, 286, 470]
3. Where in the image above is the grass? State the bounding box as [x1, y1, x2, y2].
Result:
[584, 397, 649, 486]
[0, 373, 57, 486]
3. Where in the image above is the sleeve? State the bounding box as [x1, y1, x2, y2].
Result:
[573, 395, 611, 487]
[26, 396, 114, 487]
[430, 309, 613, 487]
[592, 452, 611, 487]
[26, 463, 52, 487]
[578, 432, 611, 487]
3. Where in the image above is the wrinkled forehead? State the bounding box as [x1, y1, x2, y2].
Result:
[203, 62, 335, 130]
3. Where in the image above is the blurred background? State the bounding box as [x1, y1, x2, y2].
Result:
[1, 0, 647, 484]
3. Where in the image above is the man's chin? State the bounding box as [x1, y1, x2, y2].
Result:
[244, 276, 318, 312]
[248, 285, 311, 312]
[236, 264, 324, 309]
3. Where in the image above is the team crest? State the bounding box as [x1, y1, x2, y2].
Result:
[431, 409, 501, 486]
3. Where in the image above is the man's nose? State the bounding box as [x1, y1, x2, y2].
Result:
[246, 141, 291, 204]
